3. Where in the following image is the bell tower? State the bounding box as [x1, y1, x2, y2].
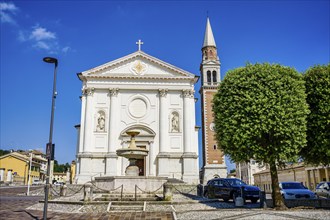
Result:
[200, 17, 227, 183]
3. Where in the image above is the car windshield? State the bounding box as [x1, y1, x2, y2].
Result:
[226, 179, 247, 186]
[281, 182, 306, 189]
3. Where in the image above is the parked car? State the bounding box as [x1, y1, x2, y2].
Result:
[279, 181, 317, 199]
[32, 179, 44, 185]
[315, 181, 330, 199]
[203, 178, 260, 203]
[53, 181, 64, 186]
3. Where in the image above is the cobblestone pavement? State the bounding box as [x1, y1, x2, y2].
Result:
[0, 186, 173, 219]
[1, 186, 330, 220]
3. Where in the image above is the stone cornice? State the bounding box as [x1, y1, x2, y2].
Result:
[82, 74, 195, 81]
[81, 51, 196, 79]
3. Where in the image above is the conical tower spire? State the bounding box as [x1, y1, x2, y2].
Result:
[203, 17, 216, 48]
[201, 17, 219, 62]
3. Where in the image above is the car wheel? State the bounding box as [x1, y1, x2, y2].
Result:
[251, 198, 258, 203]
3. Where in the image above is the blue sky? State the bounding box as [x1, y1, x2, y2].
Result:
[1, 1, 329, 171]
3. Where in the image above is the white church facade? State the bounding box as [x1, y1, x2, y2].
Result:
[74, 47, 200, 184]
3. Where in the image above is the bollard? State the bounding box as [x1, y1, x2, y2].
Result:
[197, 184, 204, 197]
[235, 196, 244, 207]
[60, 184, 67, 196]
[163, 183, 173, 201]
[84, 183, 93, 202]
[240, 186, 246, 204]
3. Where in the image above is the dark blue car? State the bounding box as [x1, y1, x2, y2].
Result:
[204, 178, 260, 203]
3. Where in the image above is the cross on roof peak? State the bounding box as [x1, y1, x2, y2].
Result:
[136, 39, 144, 51]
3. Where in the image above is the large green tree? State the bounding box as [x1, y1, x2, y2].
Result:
[213, 63, 309, 208]
[301, 64, 330, 166]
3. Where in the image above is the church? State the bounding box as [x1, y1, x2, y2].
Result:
[74, 18, 227, 184]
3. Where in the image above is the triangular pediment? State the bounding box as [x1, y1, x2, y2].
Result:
[81, 51, 195, 79]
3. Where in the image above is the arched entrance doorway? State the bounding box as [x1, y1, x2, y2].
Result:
[120, 126, 156, 176]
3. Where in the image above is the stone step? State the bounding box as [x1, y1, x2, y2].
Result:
[111, 201, 145, 205]
[108, 201, 146, 212]
[94, 193, 161, 201]
[101, 194, 156, 198]
[110, 205, 144, 211]
[95, 196, 159, 201]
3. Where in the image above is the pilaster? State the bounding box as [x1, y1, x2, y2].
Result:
[148, 141, 155, 176]
[183, 89, 194, 153]
[105, 88, 119, 176]
[108, 88, 119, 153]
[157, 153, 170, 177]
[159, 89, 168, 153]
[78, 91, 86, 153]
[83, 87, 94, 152]
[182, 152, 199, 183]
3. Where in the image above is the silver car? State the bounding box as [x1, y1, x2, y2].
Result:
[279, 181, 316, 199]
[315, 182, 330, 199]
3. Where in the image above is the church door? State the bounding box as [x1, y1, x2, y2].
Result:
[136, 145, 146, 176]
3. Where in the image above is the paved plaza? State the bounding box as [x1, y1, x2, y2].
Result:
[1, 186, 173, 220]
[1, 186, 329, 220]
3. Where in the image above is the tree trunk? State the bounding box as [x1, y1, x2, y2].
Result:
[269, 161, 286, 209]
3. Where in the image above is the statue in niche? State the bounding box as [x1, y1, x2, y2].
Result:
[96, 112, 105, 132]
[171, 112, 179, 132]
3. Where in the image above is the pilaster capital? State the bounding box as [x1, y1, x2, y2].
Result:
[182, 89, 195, 98]
[158, 88, 168, 97]
[109, 88, 119, 97]
[83, 87, 95, 96]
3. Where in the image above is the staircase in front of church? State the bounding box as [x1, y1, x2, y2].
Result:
[93, 192, 162, 211]
[94, 192, 162, 201]
[107, 201, 146, 212]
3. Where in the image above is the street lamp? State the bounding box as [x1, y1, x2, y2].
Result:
[27, 150, 33, 195]
[43, 56, 58, 220]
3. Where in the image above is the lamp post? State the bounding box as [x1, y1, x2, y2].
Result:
[27, 150, 33, 195]
[43, 57, 58, 220]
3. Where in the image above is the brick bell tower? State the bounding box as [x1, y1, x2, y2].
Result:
[200, 17, 227, 183]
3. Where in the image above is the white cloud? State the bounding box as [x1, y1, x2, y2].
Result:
[30, 26, 56, 41]
[33, 41, 51, 50]
[1, 2, 72, 54]
[19, 25, 61, 53]
[62, 46, 71, 53]
[0, 2, 18, 11]
[0, 2, 18, 24]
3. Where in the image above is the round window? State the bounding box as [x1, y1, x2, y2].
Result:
[129, 98, 147, 118]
